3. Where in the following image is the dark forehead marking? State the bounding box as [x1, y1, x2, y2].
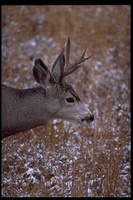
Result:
[71, 90, 80, 101]
[64, 83, 81, 101]
[65, 84, 80, 101]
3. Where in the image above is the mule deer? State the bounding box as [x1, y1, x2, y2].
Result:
[2, 38, 94, 139]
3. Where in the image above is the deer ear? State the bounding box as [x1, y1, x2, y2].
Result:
[51, 53, 65, 82]
[33, 59, 52, 88]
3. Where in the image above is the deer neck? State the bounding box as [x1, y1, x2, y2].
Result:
[2, 85, 53, 138]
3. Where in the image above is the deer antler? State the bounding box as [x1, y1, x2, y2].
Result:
[62, 37, 92, 78]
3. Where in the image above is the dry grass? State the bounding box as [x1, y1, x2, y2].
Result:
[2, 5, 130, 197]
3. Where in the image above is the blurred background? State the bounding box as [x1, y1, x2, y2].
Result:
[2, 5, 130, 197]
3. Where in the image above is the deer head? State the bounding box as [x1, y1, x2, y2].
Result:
[33, 38, 94, 125]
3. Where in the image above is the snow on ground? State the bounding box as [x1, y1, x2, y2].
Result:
[2, 5, 130, 197]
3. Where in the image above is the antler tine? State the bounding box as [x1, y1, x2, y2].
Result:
[76, 51, 92, 66]
[62, 41, 92, 77]
[60, 50, 65, 69]
[65, 37, 70, 68]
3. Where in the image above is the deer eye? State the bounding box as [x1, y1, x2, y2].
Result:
[66, 97, 74, 103]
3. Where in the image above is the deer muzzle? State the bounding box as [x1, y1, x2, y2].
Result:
[81, 114, 94, 124]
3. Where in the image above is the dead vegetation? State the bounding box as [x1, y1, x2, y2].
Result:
[2, 5, 130, 197]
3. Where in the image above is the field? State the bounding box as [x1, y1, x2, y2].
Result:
[2, 5, 131, 197]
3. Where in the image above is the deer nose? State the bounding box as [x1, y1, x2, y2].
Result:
[81, 114, 94, 123]
[90, 114, 94, 122]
